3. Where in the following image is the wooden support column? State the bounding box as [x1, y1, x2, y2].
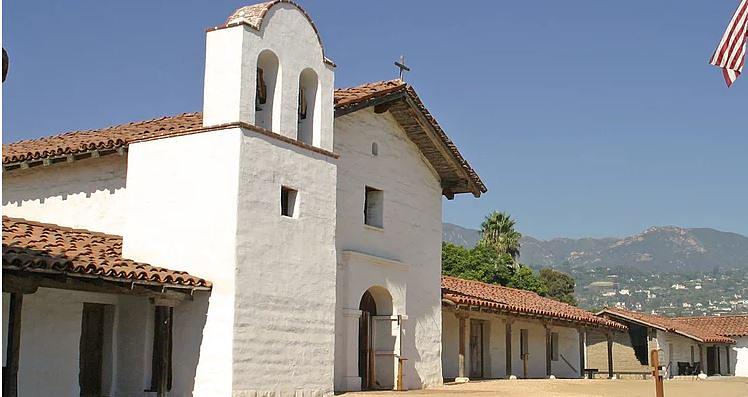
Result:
[716, 345, 721, 375]
[578, 328, 586, 378]
[699, 344, 705, 374]
[545, 324, 552, 377]
[606, 332, 614, 379]
[726, 346, 731, 375]
[505, 319, 513, 378]
[456, 312, 469, 382]
[3, 293, 24, 397]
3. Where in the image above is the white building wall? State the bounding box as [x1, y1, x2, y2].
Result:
[122, 128, 243, 397]
[733, 337, 748, 377]
[441, 310, 582, 380]
[2, 155, 127, 235]
[1, 288, 153, 397]
[333, 108, 444, 391]
[231, 129, 337, 395]
[656, 332, 701, 377]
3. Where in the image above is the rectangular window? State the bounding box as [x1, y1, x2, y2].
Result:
[281, 186, 298, 217]
[364, 186, 383, 228]
[149, 306, 173, 394]
[520, 329, 529, 357]
[551, 332, 559, 361]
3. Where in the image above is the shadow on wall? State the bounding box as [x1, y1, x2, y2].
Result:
[2, 156, 126, 207]
[171, 292, 210, 395]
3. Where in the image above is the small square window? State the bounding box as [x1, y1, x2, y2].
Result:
[281, 186, 298, 217]
[364, 186, 383, 228]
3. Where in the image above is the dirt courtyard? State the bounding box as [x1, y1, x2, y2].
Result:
[343, 378, 748, 397]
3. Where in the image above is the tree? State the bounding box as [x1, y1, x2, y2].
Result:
[539, 268, 577, 305]
[507, 265, 547, 296]
[441, 242, 513, 286]
[479, 211, 522, 263]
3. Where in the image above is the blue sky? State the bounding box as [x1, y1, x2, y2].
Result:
[3, 1, 747, 239]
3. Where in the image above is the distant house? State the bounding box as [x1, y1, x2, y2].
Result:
[441, 276, 625, 380]
[590, 308, 742, 378]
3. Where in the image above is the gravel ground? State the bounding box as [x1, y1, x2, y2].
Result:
[342, 377, 748, 397]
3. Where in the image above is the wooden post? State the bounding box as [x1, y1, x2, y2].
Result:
[716, 345, 721, 375]
[651, 349, 664, 397]
[578, 328, 586, 378]
[606, 333, 614, 379]
[505, 319, 513, 378]
[4, 293, 23, 397]
[545, 325, 552, 377]
[726, 346, 731, 375]
[699, 344, 705, 374]
[457, 313, 468, 381]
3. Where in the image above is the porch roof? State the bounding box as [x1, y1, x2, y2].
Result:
[441, 276, 626, 330]
[599, 307, 735, 344]
[2, 216, 211, 290]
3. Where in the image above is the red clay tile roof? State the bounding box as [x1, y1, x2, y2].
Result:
[3, 81, 486, 196]
[335, 80, 487, 196]
[2, 216, 210, 289]
[673, 315, 748, 338]
[600, 308, 734, 344]
[2, 113, 203, 164]
[442, 276, 625, 330]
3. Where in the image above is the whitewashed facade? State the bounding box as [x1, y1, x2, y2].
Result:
[2, 1, 484, 396]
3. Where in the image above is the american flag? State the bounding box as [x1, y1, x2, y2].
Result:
[710, 0, 748, 87]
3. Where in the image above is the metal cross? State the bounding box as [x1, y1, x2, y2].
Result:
[394, 55, 411, 81]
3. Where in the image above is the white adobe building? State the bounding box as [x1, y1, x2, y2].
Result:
[591, 308, 744, 378]
[1, 1, 486, 396]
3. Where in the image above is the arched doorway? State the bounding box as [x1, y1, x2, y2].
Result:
[358, 286, 395, 390]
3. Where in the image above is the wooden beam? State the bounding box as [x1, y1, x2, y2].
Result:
[726, 345, 731, 375]
[2, 272, 194, 302]
[505, 319, 513, 378]
[716, 344, 721, 374]
[578, 328, 586, 378]
[458, 314, 467, 379]
[3, 293, 23, 397]
[606, 333, 614, 379]
[545, 325, 552, 377]
[699, 344, 705, 374]
[373, 102, 393, 114]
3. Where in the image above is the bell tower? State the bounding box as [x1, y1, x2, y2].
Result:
[202, 0, 336, 151]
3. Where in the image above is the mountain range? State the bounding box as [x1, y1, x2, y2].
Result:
[443, 223, 748, 272]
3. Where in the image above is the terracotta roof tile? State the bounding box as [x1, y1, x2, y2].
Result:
[601, 307, 734, 344]
[2, 216, 210, 289]
[442, 276, 625, 330]
[674, 315, 748, 337]
[4, 81, 485, 196]
[2, 112, 203, 164]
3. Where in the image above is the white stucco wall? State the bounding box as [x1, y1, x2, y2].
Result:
[203, 3, 335, 151]
[333, 108, 444, 391]
[6, 288, 144, 397]
[733, 337, 748, 377]
[231, 128, 337, 395]
[123, 128, 242, 396]
[2, 155, 127, 235]
[441, 310, 583, 380]
[655, 332, 705, 377]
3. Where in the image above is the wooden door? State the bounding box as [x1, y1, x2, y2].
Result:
[706, 346, 717, 375]
[371, 316, 401, 390]
[470, 320, 484, 378]
[359, 311, 372, 389]
[79, 303, 105, 397]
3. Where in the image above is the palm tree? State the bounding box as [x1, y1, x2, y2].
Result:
[479, 211, 522, 263]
